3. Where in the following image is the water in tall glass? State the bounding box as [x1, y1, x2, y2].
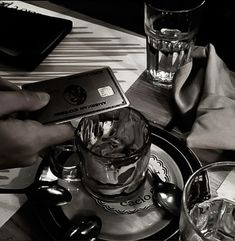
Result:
[144, 0, 205, 89]
[145, 27, 195, 89]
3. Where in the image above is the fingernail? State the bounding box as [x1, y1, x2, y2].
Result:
[35, 92, 50, 104]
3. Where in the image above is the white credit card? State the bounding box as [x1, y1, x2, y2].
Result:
[22, 67, 129, 124]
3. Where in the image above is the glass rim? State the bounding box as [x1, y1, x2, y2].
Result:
[145, 0, 206, 13]
[74, 107, 152, 161]
[182, 161, 235, 240]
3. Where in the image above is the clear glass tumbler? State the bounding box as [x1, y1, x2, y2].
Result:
[75, 107, 151, 202]
[144, 0, 205, 89]
[179, 161, 235, 241]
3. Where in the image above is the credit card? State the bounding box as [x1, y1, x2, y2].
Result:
[22, 67, 129, 124]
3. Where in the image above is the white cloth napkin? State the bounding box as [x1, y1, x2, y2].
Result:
[173, 44, 235, 150]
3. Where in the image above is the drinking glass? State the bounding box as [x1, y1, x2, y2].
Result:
[179, 162, 235, 241]
[144, 0, 205, 89]
[49, 141, 81, 181]
[75, 107, 151, 202]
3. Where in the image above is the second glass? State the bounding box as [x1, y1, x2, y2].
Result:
[144, 0, 205, 89]
[179, 161, 235, 241]
[75, 107, 151, 202]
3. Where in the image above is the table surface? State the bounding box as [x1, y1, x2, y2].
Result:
[48, 0, 235, 72]
[0, 1, 234, 241]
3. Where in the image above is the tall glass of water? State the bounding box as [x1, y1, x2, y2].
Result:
[179, 162, 235, 241]
[144, 0, 205, 89]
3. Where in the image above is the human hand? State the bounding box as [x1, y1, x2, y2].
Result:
[0, 79, 74, 169]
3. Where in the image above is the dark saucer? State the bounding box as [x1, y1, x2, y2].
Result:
[33, 125, 201, 241]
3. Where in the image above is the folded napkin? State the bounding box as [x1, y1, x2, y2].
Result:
[173, 44, 235, 150]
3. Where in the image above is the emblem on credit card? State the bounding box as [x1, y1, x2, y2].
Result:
[22, 67, 129, 124]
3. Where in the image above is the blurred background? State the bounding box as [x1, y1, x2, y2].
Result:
[50, 0, 235, 71]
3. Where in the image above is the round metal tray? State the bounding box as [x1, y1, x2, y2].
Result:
[33, 125, 201, 241]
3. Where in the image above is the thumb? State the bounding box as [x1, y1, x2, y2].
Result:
[0, 90, 50, 116]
